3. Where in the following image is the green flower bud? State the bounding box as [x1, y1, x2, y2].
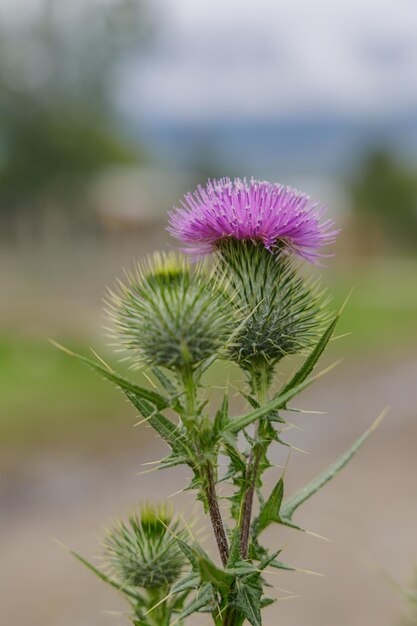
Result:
[107, 253, 235, 372]
[103, 503, 186, 589]
[217, 239, 330, 381]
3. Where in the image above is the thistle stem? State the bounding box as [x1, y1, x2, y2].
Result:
[180, 366, 229, 567]
[240, 366, 270, 558]
[206, 462, 229, 567]
[222, 606, 241, 626]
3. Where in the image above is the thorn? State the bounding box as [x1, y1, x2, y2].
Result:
[338, 286, 355, 316]
[48, 339, 75, 356]
[296, 567, 326, 577]
[331, 332, 352, 341]
[287, 407, 327, 415]
[90, 349, 113, 372]
[369, 406, 389, 432]
[304, 529, 333, 542]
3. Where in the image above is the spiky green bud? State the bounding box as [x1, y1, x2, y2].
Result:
[108, 253, 235, 372]
[217, 239, 330, 382]
[103, 503, 186, 589]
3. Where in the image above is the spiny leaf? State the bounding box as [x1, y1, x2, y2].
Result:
[213, 394, 229, 435]
[225, 362, 337, 434]
[171, 572, 201, 594]
[178, 584, 215, 619]
[52, 342, 169, 409]
[278, 313, 339, 400]
[280, 411, 386, 522]
[173, 537, 208, 571]
[254, 478, 284, 536]
[234, 577, 262, 626]
[151, 366, 178, 395]
[198, 557, 233, 591]
[158, 452, 189, 470]
[126, 393, 193, 460]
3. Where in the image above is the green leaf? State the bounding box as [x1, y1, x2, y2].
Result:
[71, 550, 144, 603]
[198, 557, 233, 592]
[158, 452, 189, 470]
[234, 578, 262, 626]
[279, 313, 339, 400]
[280, 412, 385, 522]
[52, 343, 169, 409]
[151, 366, 178, 395]
[178, 584, 215, 619]
[171, 573, 201, 595]
[225, 364, 334, 434]
[254, 478, 284, 536]
[225, 561, 259, 578]
[174, 537, 208, 571]
[126, 393, 193, 460]
[213, 394, 229, 435]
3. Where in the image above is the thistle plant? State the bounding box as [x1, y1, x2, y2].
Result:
[63, 177, 382, 626]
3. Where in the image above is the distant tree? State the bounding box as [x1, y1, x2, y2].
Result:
[349, 149, 417, 252]
[0, 0, 150, 237]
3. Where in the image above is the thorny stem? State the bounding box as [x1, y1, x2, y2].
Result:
[180, 366, 229, 567]
[240, 366, 270, 558]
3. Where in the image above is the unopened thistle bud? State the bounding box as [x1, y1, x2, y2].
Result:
[103, 503, 186, 589]
[107, 253, 235, 372]
[218, 239, 330, 377]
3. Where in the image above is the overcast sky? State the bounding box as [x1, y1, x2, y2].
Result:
[119, 0, 417, 124]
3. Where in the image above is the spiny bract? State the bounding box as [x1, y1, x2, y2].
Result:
[103, 504, 186, 589]
[107, 252, 236, 371]
[218, 239, 330, 380]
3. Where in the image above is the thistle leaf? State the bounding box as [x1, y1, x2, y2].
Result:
[126, 393, 193, 461]
[279, 312, 339, 400]
[178, 584, 215, 619]
[225, 364, 336, 434]
[234, 577, 262, 626]
[151, 366, 178, 395]
[213, 394, 229, 436]
[254, 478, 284, 536]
[171, 572, 201, 594]
[280, 411, 386, 522]
[198, 557, 233, 592]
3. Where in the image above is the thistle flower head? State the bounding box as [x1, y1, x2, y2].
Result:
[107, 252, 235, 371]
[168, 177, 338, 263]
[103, 503, 186, 589]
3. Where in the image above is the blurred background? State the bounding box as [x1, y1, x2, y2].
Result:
[1, 0, 417, 624]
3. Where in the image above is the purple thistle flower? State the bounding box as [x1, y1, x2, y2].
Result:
[168, 177, 339, 263]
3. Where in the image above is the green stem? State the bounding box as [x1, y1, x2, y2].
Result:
[222, 605, 244, 626]
[179, 365, 229, 567]
[240, 366, 270, 558]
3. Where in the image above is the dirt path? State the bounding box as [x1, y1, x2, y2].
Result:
[1, 355, 417, 626]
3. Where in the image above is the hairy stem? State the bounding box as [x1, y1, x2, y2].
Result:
[206, 462, 229, 567]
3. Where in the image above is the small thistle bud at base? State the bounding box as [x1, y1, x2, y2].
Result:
[107, 253, 236, 373]
[103, 503, 186, 590]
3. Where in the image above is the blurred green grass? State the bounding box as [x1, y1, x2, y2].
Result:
[0, 335, 141, 453]
[1, 259, 416, 452]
